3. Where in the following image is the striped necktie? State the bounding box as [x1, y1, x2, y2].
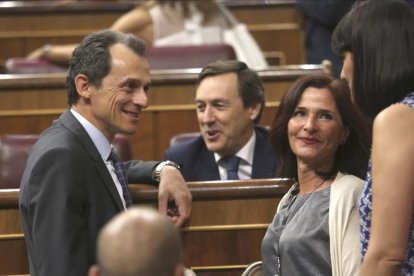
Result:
[107, 150, 133, 207]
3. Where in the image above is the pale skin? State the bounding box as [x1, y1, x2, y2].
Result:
[340, 52, 353, 97]
[73, 43, 191, 226]
[27, 4, 154, 64]
[288, 87, 349, 193]
[87, 207, 184, 276]
[110, 4, 154, 43]
[195, 72, 261, 157]
[359, 104, 414, 275]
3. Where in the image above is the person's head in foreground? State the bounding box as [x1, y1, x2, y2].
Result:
[88, 207, 184, 276]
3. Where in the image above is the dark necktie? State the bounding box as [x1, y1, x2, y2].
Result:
[107, 150, 133, 207]
[221, 155, 241, 180]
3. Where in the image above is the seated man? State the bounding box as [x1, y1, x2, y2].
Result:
[164, 60, 277, 181]
[88, 206, 195, 276]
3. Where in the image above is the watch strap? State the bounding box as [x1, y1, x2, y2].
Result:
[152, 160, 181, 182]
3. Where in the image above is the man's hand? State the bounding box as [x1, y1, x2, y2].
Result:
[158, 166, 192, 227]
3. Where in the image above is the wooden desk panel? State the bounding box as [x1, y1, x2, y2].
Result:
[0, 190, 28, 275]
[0, 1, 131, 63]
[252, 26, 305, 64]
[133, 179, 295, 275]
[0, 179, 294, 276]
[0, 237, 29, 275]
[183, 228, 266, 273]
[228, 1, 299, 25]
[131, 179, 293, 275]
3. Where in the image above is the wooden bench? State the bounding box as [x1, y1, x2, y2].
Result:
[0, 64, 329, 160]
[0, 178, 294, 276]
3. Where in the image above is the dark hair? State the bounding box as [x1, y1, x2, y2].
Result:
[66, 29, 147, 106]
[197, 60, 265, 123]
[270, 74, 371, 180]
[332, 0, 414, 119]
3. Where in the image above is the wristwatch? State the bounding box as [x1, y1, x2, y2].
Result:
[152, 160, 181, 182]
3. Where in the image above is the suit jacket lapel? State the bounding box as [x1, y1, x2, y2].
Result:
[196, 146, 220, 180]
[59, 110, 124, 210]
[252, 127, 276, 178]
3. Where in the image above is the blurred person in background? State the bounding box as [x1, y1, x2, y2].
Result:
[27, 0, 251, 65]
[296, 0, 354, 78]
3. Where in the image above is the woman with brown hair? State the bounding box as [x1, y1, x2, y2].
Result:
[261, 74, 371, 276]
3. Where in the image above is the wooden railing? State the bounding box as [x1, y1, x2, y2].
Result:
[0, 178, 294, 276]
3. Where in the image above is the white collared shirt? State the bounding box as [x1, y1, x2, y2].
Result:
[214, 131, 256, 180]
[70, 109, 127, 209]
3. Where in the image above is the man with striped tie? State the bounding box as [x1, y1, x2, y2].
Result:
[19, 30, 191, 276]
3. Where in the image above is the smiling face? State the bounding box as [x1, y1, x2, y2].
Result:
[75, 43, 150, 140]
[195, 72, 260, 156]
[288, 87, 349, 170]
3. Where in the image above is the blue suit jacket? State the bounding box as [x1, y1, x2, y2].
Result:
[163, 127, 277, 181]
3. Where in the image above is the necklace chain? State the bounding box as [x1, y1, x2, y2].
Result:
[301, 177, 327, 195]
[275, 177, 328, 276]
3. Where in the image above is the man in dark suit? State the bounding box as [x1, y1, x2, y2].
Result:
[164, 60, 277, 181]
[19, 30, 191, 276]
